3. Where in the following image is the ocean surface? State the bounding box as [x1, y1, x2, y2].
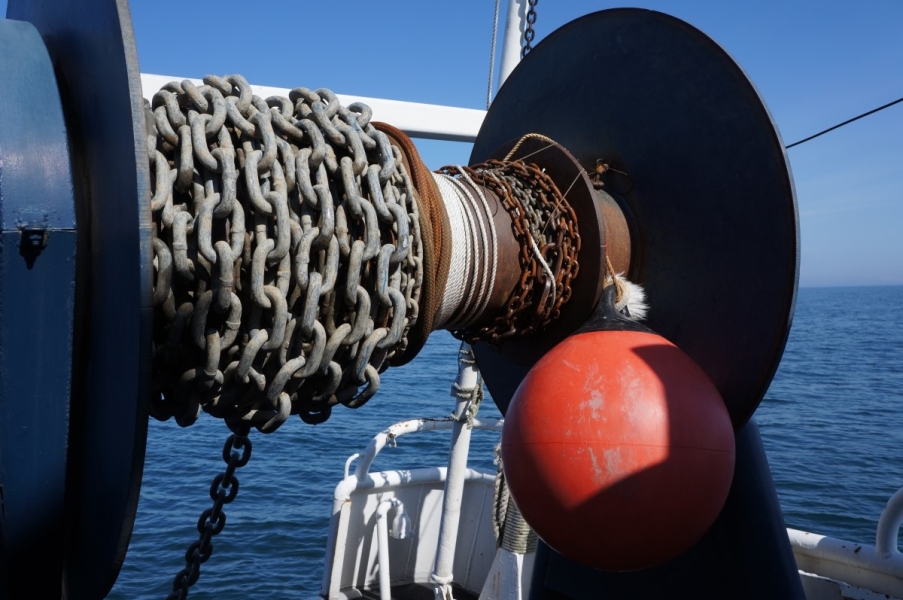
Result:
[109, 285, 903, 599]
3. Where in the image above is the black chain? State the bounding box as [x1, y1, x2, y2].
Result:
[166, 429, 252, 599]
[521, 0, 538, 59]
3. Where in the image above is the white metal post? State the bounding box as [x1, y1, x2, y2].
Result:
[498, 0, 527, 90]
[376, 498, 406, 600]
[431, 343, 482, 600]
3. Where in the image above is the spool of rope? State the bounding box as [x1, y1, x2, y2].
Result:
[435, 159, 581, 344]
[431, 169, 498, 331]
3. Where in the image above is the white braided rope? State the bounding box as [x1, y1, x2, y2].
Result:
[449, 174, 483, 326]
[433, 173, 469, 329]
[431, 170, 499, 330]
[455, 167, 498, 324]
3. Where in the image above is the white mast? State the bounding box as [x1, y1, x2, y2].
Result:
[498, 0, 527, 91]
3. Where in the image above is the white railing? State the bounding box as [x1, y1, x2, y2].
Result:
[347, 417, 503, 482]
[322, 416, 503, 599]
[789, 486, 903, 598]
[877, 487, 903, 559]
[140, 74, 486, 143]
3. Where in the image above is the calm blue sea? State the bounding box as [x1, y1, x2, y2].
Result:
[109, 285, 903, 599]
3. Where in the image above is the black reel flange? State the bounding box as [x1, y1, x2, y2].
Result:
[472, 8, 799, 431]
[470, 9, 802, 599]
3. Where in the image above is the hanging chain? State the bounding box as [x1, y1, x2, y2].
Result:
[436, 160, 580, 344]
[166, 429, 252, 599]
[147, 75, 424, 432]
[521, 0, 538, 59]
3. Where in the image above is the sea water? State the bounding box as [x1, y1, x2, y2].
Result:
[109, 285, 903, 598]
[758, 286, 903, 543]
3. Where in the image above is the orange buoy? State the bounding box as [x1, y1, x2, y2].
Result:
[501, 329, 735, 571]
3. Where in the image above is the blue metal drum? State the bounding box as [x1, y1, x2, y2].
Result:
[3, 0, 152, 596]
[0, 17, 77, 597]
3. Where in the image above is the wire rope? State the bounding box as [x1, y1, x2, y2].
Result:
[487, 0, 501, 109]
[786, 96, 903, 149]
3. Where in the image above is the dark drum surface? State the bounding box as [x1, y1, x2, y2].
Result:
[109, 286, 903, 598]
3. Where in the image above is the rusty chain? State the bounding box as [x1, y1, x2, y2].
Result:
[148, 75, 423, 432]
[522, 0, 538, 58]
[436, 160, 580, 344]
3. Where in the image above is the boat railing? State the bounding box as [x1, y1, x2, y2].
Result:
[327, 416, 903, 600]
[345, 417, 503, 482]
[876, 487, 903, 559]
[789, 486, 903, 598]
[140, 74, 486, 143]
[322, 416, 504, 599]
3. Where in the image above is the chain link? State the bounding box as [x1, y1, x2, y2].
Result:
[521, 0, 538, 59]
[166, 430, 252, 599]
[148, 75, 424, 432]
[436, 160, 580, 344]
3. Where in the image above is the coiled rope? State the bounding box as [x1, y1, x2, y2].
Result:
[436, 159, 581, 344]
[431, 169, 499, 331]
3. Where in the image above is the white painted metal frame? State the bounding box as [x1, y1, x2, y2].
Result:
[498, 0, 527, 87]
[140, 74, 486, 143]
[788, 486, 903, 599]
[431, 345, 483, 599]
[376, 498, 409, 600]
[348, 417, 503, 481]
[321, 417, 503, 599]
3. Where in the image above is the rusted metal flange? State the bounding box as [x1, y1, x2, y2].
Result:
[6, 0, 152, 597]
[472, 8, 798, 431]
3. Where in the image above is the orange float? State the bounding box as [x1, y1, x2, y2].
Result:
[501, 328, 736, 571]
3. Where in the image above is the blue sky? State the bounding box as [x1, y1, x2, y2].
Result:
[4, 0, 901, 287]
